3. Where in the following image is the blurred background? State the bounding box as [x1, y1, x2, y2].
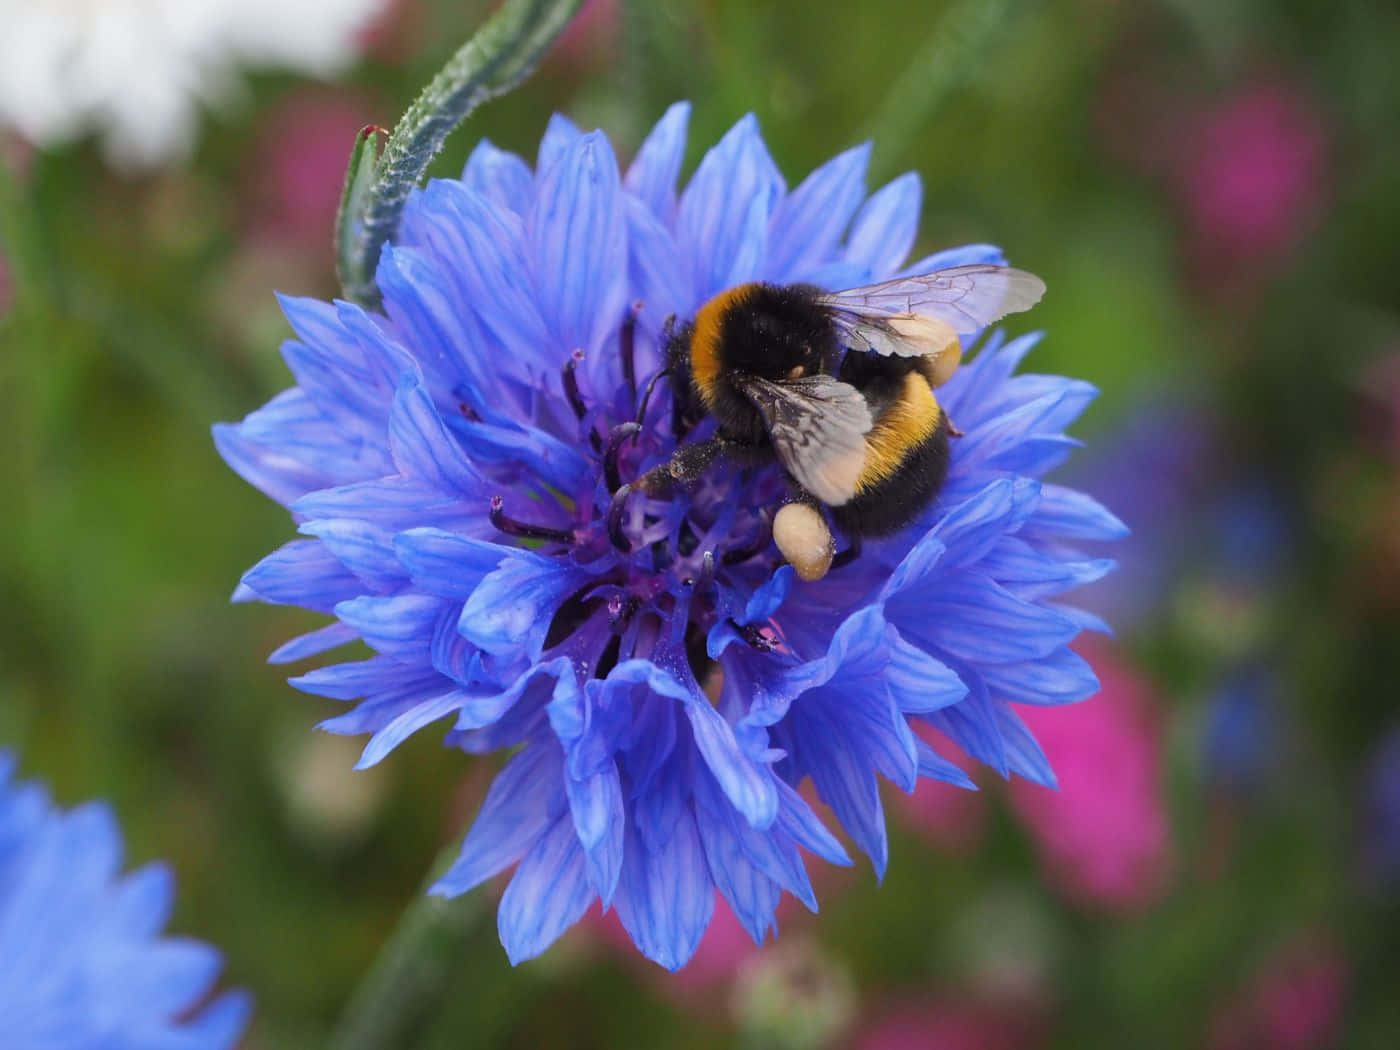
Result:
[2, 0, 1398, 1046]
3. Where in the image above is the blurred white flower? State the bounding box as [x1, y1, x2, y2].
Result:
[0, 0, 385, 169]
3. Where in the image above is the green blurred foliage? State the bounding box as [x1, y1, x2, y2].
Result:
[2, 0, 1399, 1046]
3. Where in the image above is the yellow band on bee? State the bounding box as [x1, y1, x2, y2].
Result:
[856, 371, 942, 493]
[690, 283, 759, 409]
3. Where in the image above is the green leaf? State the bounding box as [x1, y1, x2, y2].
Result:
[334, 124, 388, 294]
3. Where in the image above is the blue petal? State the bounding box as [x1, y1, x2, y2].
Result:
[843, 172, 921, 279]
[694, 770, 818, 911]
[915, 739, 978, 790]
[878, 528, 949, 602]
[595, 659, 778, 830]
[531, 131, 629, 364]
[461, 138, 533, 214]
[393, 528, 511, 600]
[240, 539, 362, 613]
[268, 622, 359, 664]
[458, 553, 591, 662]
[1021, 484, 1131, 542]
[291, 478, 477, 532]
[377, 244, 488, 400]
[885, 627, 967, 713]
[456, 657, 574, 731]
[676, 114, 785, 300]
[980, 646, 1100, 706]
[417, 180, 550, 382]
[686, 698, 778, 830]
[627, 197, 690, 332]
[432, 742, 566, 896]
[996, 705, 1058, 787]
[335, 594, 447, 660]
[614, 814, 714, 971]
[496, 813, 595, 965]
[773, 779, 852, 866]
[214, 392, 373, 507]
[356, 689, 470, 768]
[932, 477, 1040, 570]
[624, 101, 691, 218]
[766, 142, 870, 283]
[896, 572, 1080, 664]
[388, 376, 485, 495]
[693, 797, 783, 942]
[536, 113, 584, 174]
[291, 656, 440, 701]
[792, 714, 889, 877]
[565, 762, 625, 906]
[298, 518, 403, 592]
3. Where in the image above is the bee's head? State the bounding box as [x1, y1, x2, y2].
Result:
[714, 283, 836, 381]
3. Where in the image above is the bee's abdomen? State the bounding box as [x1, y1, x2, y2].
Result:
[832, 372, 949, 536]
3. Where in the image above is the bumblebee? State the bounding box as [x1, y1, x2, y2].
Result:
[629, 264, 1045, 581]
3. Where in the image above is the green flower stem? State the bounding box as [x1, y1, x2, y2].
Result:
[337, 0, 586, 308]
[326, 837, 487, 1050]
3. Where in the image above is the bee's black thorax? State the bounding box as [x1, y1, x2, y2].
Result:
[681, 282, 840, 450]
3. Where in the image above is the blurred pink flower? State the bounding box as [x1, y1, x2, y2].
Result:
[555, 0, 620, 65]
[1209, 934, 1348, 1050]
[1008, 642, 1172, 913]
[896, 731, 985, 855]
[246, 89, 385, 261]
[1173, 79, 1327, 282]
[854, 997, 1038, 1050]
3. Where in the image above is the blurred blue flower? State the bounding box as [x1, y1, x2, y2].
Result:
[1201, 662, 1283, 792]
[1364, 724, 1400, 885]
[217, 105, 1122, 969]
[0, 753, 250, 1048]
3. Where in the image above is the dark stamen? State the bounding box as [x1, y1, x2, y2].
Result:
[562, 350, 601, 452]
[490, 495, 575, 544]
[831, 533, 862, 570]
[604, 422, 642, 494]
[722, 509, 772, 565]
[607, 485, 633, 552]
[621, 303, 641, 408]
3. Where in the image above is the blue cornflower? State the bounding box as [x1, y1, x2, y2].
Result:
[0, 753, 250, 1047]
[217, 105, 1123, 969]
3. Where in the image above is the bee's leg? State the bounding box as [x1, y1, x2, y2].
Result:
[830, 530, 862, 570]
[607, 436, 736, 553]
[646, 435, 735, 491]
[946, 416, 965, 438]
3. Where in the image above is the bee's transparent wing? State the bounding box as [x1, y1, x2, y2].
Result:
[740, 375, 872, 506]
[818, 264, 1046, 357]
